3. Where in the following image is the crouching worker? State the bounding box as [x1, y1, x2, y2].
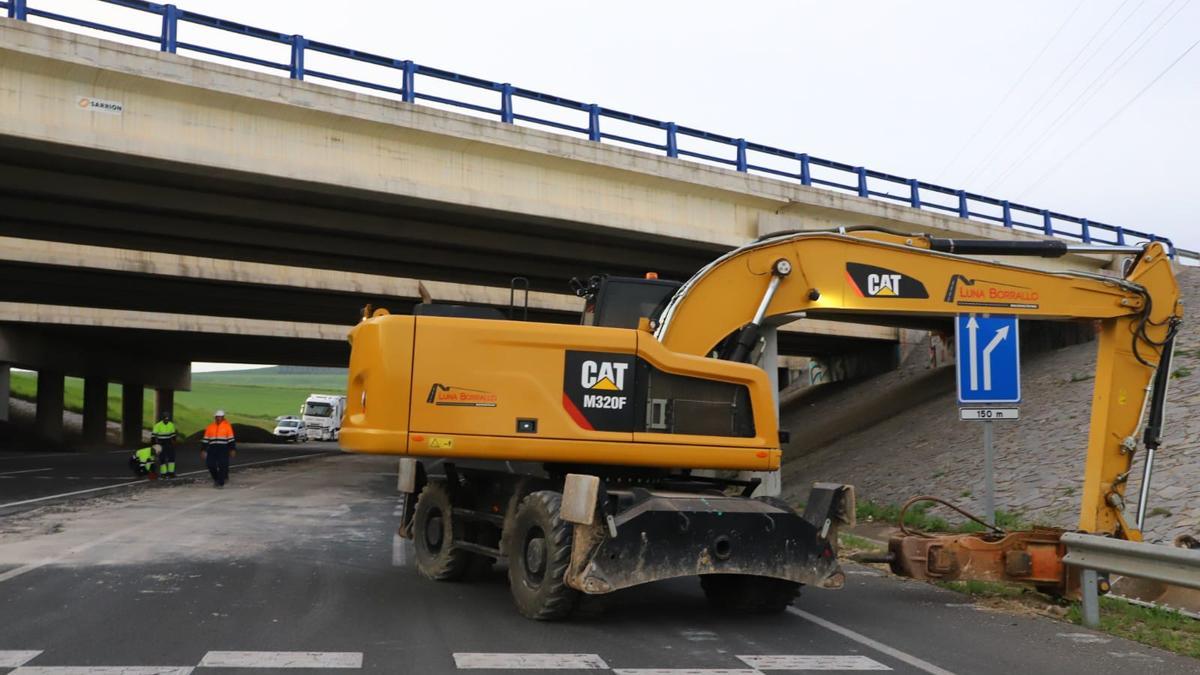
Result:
[128, 444, 161, 479]
[201, 410, 236, 488]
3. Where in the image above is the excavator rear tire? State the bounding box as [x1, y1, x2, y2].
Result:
[506, 490, 580, 620]
[699, 574, 801, 613]
[412, 481, 471, 581]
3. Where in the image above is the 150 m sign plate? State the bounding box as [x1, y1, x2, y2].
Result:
[959, 408, 1019, 421]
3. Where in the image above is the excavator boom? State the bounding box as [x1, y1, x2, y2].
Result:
[650, 230, 1180, 541]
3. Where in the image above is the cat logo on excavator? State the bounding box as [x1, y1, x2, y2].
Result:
[581, 360, 629, 390]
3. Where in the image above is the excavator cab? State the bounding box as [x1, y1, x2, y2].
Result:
[572, 274, 681, 329]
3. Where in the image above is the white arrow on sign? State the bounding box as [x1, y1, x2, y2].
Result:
[981, 325, 1010, 390]
[966, 316, 979, 390]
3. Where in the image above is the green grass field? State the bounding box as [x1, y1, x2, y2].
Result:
[9, 366, 346, 436]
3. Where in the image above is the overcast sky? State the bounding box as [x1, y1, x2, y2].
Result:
[33, 0, 1195, 372]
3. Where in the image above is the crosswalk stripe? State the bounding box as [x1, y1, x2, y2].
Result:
[786, 608, 955, 675]
[738, 655, 891, 671]
[454, 653, 609, 669]
[613, 670, 760, 675]
[10, 662, 193, 667]
[0, 651, 43, 668]
[198, 651, 362, 668]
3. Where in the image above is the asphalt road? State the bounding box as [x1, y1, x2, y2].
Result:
[0, 454, 1193, 674]
[0, 442, 336, 513]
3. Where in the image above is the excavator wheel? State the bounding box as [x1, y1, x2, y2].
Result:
[412, 481, 471, 581]
[506, 490, 580, 620]
[699, 574, 801, 613]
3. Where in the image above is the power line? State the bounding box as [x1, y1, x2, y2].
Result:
[958, 0, 1136, 186]
[935, 0, 1085, 178]
[983, 0, 1191, 193]
[1014, 33, 1200, 198]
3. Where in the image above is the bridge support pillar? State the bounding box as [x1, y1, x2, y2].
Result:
[83, 377, 109, 446]
[154, 388, 174, 422]
[0, 362, 10, 423]
[122, 382, 143, 448]
[744, 325, 782, 498]
[35, 369, 64, 442]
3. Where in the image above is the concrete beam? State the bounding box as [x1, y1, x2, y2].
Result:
[0, 324, 189, 390]
[0, 235, 581, 316]
[0, 235, 899, 343]
[122, 382, 142, 448]
[0, 302, 345, 342]
[83, 376, 108, 446]
[35, 369, 64, 442]
[778, 318, 897, 342]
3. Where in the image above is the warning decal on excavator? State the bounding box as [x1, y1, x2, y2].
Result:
[845, 263, 929, 299]
[563, 351, 637, 432]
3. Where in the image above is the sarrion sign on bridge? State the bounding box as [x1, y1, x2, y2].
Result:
[955, 314, 1021, 526]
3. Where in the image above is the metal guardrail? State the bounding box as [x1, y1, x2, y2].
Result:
[1061, 532, 1200, 627]
[1, 0, 1190, 260]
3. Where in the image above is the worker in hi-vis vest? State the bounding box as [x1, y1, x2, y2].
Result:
[151, 412, 178, 478]
[129, 444, 160, 478]
[201, 410, 236, 488]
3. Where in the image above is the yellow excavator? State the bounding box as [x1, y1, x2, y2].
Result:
[339, 228, 1181, 619]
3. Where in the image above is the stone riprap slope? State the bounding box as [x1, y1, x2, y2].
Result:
[782, 268, 1199, 544]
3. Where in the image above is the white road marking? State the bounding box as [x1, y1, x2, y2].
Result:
[680, 629, 720, 641]
[0, 651, 42, 667]
[10, 662, 193, 667]
[787, 608, 957, 675]
[0, 454, 323, 510]
[0, 479, 144, 511]
[738, 655, 890, 670]
[0, 468, 312, 584]
[0, 467, 53, 476]
[198, 651, 362, 668]
[454, 653, 609, 669]
[613, 670, 759, 675]
[1057, 633, 1111, 644]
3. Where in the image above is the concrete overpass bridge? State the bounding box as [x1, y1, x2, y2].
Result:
[0, 2, 1178, 446]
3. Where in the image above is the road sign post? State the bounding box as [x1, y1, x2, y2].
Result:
[983, 419, 994, 525]
[956, 315, 1020, 527]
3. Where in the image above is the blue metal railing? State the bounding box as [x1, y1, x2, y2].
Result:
[2, 0, 1181, 258]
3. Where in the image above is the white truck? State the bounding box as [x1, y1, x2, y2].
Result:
[301, 394, 346, 441]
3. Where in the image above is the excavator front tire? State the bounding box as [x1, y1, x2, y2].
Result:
[412, 481, 471, 581]
[506, 490, 580, 620]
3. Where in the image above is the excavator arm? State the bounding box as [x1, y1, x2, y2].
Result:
[649, 229, 1181, 594]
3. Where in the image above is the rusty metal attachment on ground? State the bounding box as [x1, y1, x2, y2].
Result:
[868, 496, 1080, 597]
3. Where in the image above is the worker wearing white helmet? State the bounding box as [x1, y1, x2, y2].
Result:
[201, 409, 237, 488]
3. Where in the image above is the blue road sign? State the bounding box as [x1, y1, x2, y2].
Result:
[956, 315, 1020, 404]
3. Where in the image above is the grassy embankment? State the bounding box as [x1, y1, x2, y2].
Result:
[9, 366, 345, 437]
